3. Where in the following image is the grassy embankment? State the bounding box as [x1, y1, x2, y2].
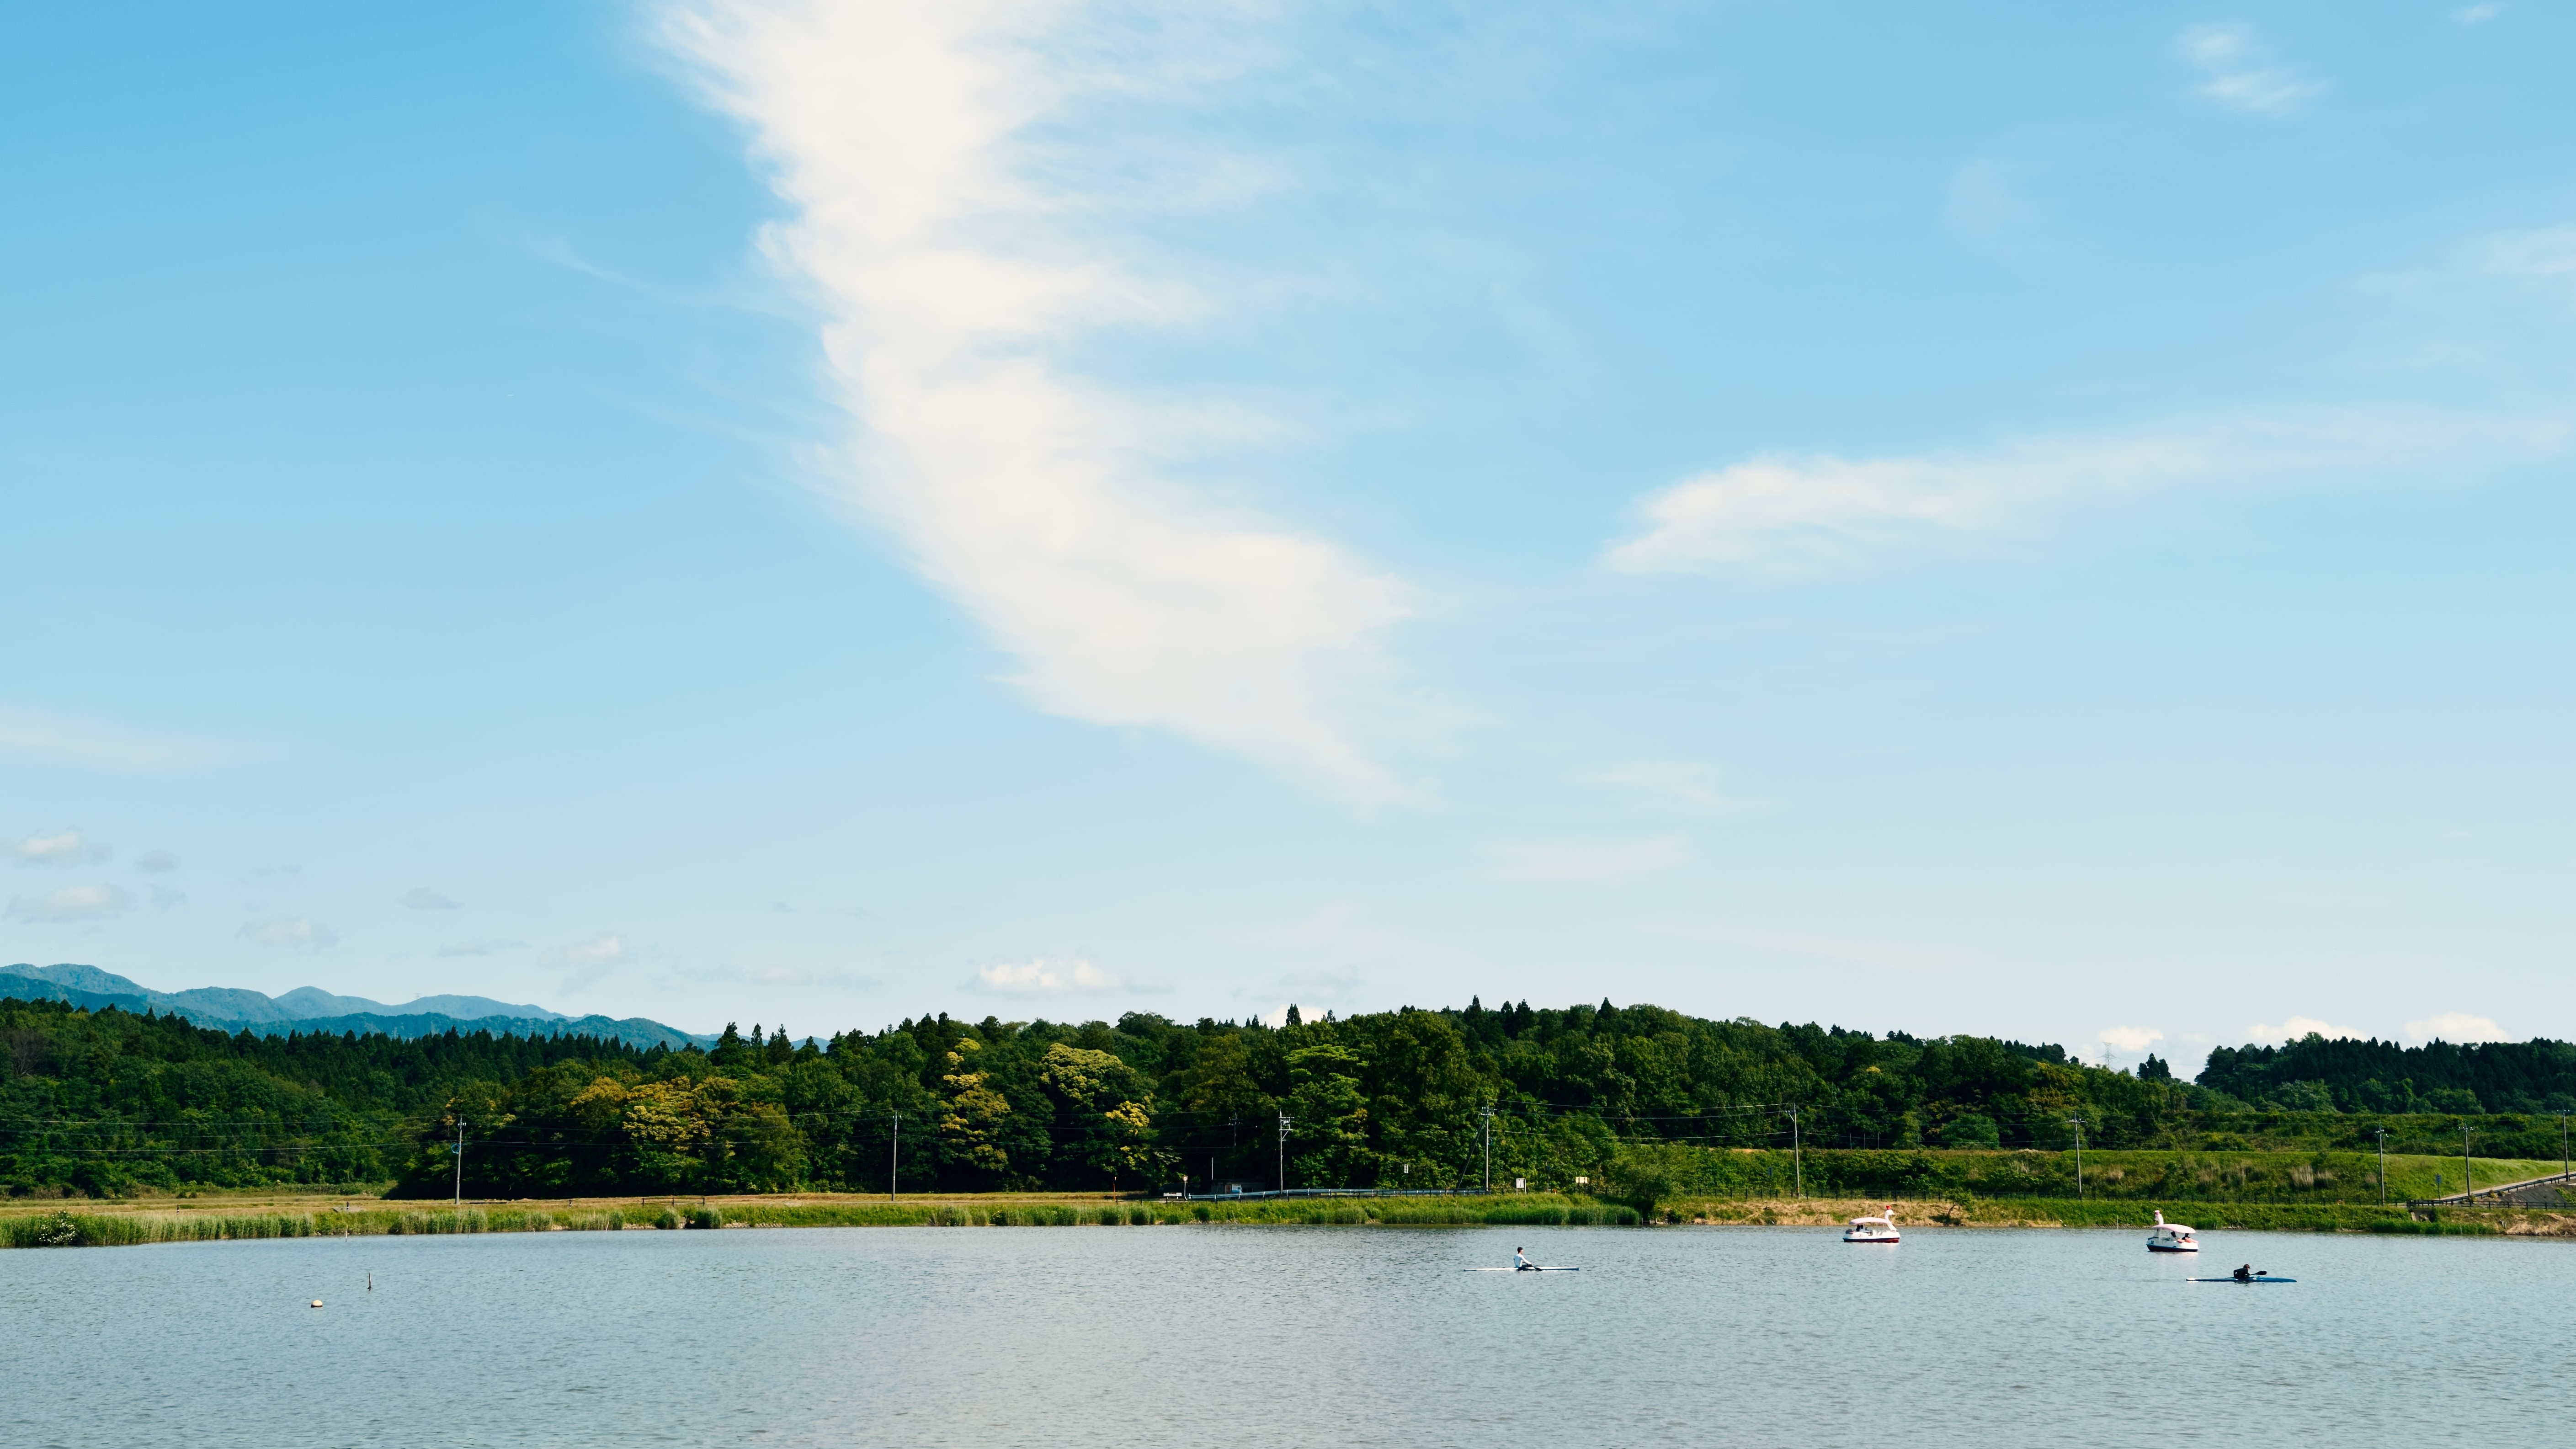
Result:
[1633, 1146, 2572, 1204]
[10, 1192, 2568, 1248]
[0, 1192, 1641, 1249]
[8, 1145, 2572, 1249]
[1669, 1196, 2571, 1237]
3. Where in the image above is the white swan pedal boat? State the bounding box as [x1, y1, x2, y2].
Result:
[2147, 1209, 2198, 1253]
[1842, 1205, 1900, 1243]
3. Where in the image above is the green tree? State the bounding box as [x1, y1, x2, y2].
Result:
[1040, 1043, 1160, 1188]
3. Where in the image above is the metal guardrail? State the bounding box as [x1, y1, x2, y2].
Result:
[1174, 1187, 1514, 1203]
[2411, 1169, 2575, 1207]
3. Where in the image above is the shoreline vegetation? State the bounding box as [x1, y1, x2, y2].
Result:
[10, 996, 2574, 1229]
[5, 1189, 2567, 1250]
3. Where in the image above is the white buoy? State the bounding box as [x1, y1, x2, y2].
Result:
[309, 1300, 324, 1308]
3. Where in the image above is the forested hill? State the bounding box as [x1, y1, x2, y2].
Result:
[0, 963, 700, 1051]
[2198, 1033, 2576, 1115]
[4, 996, 2571, 1200]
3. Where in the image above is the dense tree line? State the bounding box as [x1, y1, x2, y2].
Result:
[6, 996, 2571, 1199]
[0, 999, 653, 1196]
[2196, 1033, 2576, 1116]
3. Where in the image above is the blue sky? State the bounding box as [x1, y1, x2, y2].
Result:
[5, 1, 2570, 1067]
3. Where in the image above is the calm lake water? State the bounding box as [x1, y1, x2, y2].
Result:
[6, 1222, 2568, 1447]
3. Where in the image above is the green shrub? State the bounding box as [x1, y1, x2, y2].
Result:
[1940, 1114, 2002, 1149]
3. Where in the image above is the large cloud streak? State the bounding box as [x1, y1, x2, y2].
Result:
[659, 0, 1404, 788]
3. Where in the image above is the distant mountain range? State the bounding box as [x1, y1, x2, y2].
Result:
[0, 962, 709, 1050]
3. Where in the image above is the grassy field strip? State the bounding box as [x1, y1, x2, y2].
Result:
[1649, 1149, 2575, 1204]
[1674, 1196, 2571, 1236]
[0, 1194, 1643, 1247]
[10, 1192, 2573, 1248]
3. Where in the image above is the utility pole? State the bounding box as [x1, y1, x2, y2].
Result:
[2374, 1127, 2388, 1206]
[1481, 1105, 1496, 1193]
[1790, 1108, 1802, 1198]
[2562, 1112, 2569, 1185]
[889, 1111, 899, 1201]
[2464, 1124, 2474, 1202]
[2066, 1117, 2084, 1199]
[1277, 1113, 1291, 1195]
[452, 1118, 466, 1206]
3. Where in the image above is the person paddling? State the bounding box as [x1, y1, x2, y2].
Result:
[1515, 1246, 1537, 1271]
[2233, 1263, 2253, 1283]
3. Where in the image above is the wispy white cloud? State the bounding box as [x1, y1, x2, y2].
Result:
[1490, 837, 1686, 882]
[240, 915, 337, 953]
[2246, 1015, 2365, 1044]
[2470, 224, 2576, 297]
[1947, 160, 2027, 235]
[134, 851, 178, 874]
[12, 830, 108, 865]
[2451, 4, 2504, 24]
[552, 933, 632, 991]
[975, 957, 1123, 994]
[2182, 26, 2319, 114]
[398, 888, 460, 911]
[1584, 761, 1727, 810]
[2099, 1025, 2165, 1055]
[436, 938, 526, 958]
[1607, 409, 2563, 579]
[2403, 1011, 2508, 1044]
[0, 707, 217, 770]
[1736, 933, 1957, 973]
[679, 962, 878, 990]
[656, 0, 1405, 790]
[6, 883, 130, 922]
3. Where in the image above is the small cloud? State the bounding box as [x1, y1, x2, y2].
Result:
[552, 933, 631, 991]
[1736, 933, 1957, 973]
[2451, 4, 2503, 23]
[1604, 409, 2563, 580]
[436, 938, 527, 958]
[2246, 1015, 2365, 1044]
[2182, 25, 2246, 67]
[770, 901, 794, 914]
[6, 883, 131, 922]
[1490, 837, 1686, 882]
[2098, 1025, 2165, 1055]
[13, 830, 109, 865]
[397, 887, 460, 911]
[2470, 224, 2576, 295]
[975, 958, 1123, 994]
[0, 707, 218, 771]
[678, 962, 877, 990]
[148, 886, 186, 910]
[2402, 1011, 2508, 1044]
[2181, 26, 2319, 114]
[1585, 762, 1727, 810]
[240, 916, 337, 953]
[134, 851, 178, 874]
[1947, 160, 2028, 235]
